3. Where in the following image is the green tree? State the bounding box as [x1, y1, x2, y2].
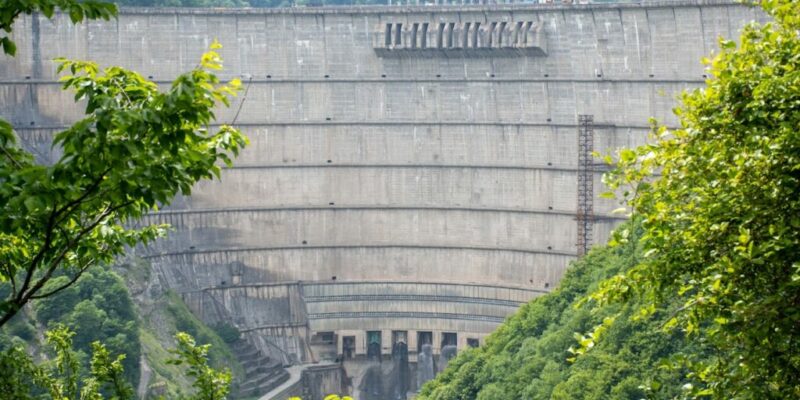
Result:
[0, 0, 116, 56]
[418, 222, 701, 400]
[34, 276, 81, 324]
[593, 0, 800, 397]
[167, 332, 231, 400]
[0, 326, 228, 400]
[0, 325, 134, 400]
[0, 32, 247, 328]
[22, 248, 146, 388]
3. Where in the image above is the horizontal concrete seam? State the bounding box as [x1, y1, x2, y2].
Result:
[12, 122, 677, 129]
[307, 311, 506, 323]
[224, 163, 614, 173]
[103, 1, 748, 16]
[303, 294, 529, 306]
[239, 322, 308, 332]
[196, 280, 547, 293]
[141, 244, 577, 258]
[0, 78, 707, 84]
[146, 205, 626, 221]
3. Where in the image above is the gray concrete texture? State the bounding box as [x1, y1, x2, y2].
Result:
[2, 1, 767, 343]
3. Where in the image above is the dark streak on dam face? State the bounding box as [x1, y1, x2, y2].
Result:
[0, 1, 768, 398]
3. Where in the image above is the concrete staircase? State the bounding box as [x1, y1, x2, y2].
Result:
[232, 339, 290, 398]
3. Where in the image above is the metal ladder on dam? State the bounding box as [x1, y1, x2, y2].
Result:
[577, 115, 595, 257]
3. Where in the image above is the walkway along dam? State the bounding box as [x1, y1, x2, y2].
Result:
[1, 1, 767, 397]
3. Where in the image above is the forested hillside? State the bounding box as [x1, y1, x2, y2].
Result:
[418, 222, 702, 399]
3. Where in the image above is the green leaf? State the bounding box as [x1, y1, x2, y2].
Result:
[0, 37, 15, 56]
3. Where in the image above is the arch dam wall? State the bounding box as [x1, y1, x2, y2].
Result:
[1, 1, 766, 396]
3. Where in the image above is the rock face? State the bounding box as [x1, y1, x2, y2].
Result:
[2, 2, 768, 398]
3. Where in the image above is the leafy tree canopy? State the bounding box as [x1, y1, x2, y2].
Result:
[0, 0, 117, 56]
[167, 333, 231, 400]
[0, 325, 228, 400]
[33, 268, 142, 387]
[591, 0, 800, 397]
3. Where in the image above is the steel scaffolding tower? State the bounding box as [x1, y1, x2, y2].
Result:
[576, 115, 594, 257]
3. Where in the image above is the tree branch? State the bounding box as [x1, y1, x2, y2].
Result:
[0, 144, 22, 169]
[17, 200, 59, 302]
[112, 79, 134, 107]
[23, 204, 118, 298]
[8, 267, 16, 295]
[52, 166, 113, 224]
[29, 257, 96, 300]
[16, 167, 114, 302]
[230, 77, 252, 126]
[0, 200, 132, 327]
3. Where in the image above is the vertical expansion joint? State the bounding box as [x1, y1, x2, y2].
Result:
[577, 115, 595, 257]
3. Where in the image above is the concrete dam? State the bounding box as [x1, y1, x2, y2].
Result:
[1, 1, 767, 397]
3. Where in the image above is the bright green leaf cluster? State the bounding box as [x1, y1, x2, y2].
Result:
[0, 326, 228, 400]
[0, 324, 134, 400]
[566, 316, 615, 363]
[168, 332, 232, 400]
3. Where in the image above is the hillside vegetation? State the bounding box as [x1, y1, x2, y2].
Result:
[0, 268, 142, 389]
[419, 222, 701, 399]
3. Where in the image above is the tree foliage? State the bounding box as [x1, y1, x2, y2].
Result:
[591, 0, 800, 397]
[418, 222, 704, 400]
[0, 325, 134, 400]
[0, 42, 247, 327]
[33, 268, 141, 387]
[0, 0, 117, 56]
[167, 333, 231, 400]
[0, 326, 229, 400]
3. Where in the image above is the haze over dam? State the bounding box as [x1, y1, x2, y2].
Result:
[1, 1, 767, 397]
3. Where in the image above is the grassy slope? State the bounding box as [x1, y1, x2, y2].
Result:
[419, 223, 700, 400]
